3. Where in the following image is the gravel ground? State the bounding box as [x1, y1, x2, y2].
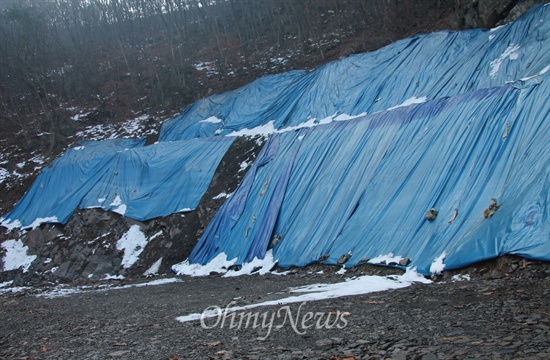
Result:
[0, 257, 549, 360]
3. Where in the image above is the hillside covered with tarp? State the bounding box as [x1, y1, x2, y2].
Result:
[2, 5, 549, 275]
[177, 4, 550, 275]
[186, 80, 549, 275]
[160, 4, 550, 141]
[1, 136, 234, 229]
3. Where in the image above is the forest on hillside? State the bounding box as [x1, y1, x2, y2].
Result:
[0, 0, 541, 154]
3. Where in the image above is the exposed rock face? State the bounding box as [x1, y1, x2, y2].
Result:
[460, 0, 540, 29]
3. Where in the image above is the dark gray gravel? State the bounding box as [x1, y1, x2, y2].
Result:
[1, 257, 549, 360]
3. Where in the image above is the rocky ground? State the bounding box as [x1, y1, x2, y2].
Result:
[0, 256, 548, 360]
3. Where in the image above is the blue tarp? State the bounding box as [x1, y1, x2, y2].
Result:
[78, 137, 235, 221]
[1, 138, 144, 228]
[160, 4, 550, 141]
[189, 77, 550, 274]
[1, 137, 234, 228]
[182, 5, 550, 274]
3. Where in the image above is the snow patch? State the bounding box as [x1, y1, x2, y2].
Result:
[223, 250, 278, 277]
[387, 96, 428, 111]
[104, 274, 125, 280]
[116, 225, 148, 269]
[26, 216, 59, 230]
[194, 61, 215, 71]
[172, 252, 238, 276]
[335, 266, 346, 275]
[0, 168, 9, 184]
[368, 252, 405, 265]
[71, 112, 90, 121]
[1, 239, 37, 273]
[112, 204, 127, 216]
[225, 112, 368, 138]
[226, 121, 277, 137]
[451, 274, 470, 282]
[172, 250, 281, 278]
[144, 257, 163, 276]
[199, 116, 223, 124]
[239, 161, 250, 172]
[430, 252, 447, 275]
[149, 231, 163, 241]
[333, 112, 366, 121]
[489, 44, 521, 77]
[176, 268, 430, 323]
[110, 195, 127, 215]
[72, 115, 157, 141]
[37, 277, 182, 299]
[0, 286, 32, 295]
[213, 192, 231, 200]
[0, 280, 14, 288]
[110, 195, 122, 206]
[489, 24, 506, 32]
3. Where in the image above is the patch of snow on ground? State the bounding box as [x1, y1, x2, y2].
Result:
[0, 280, 14, 288]
[73, 115, 157, 141]
[116, 225, 148, 269]
[149, 231, 163, 241]
[451, 274, 471, 282]
[120, 115, 149, 135]
[172, 253, 238, 276]
[223, 250, 277, 277]
[71, 112, 91, 121]
[0, 168, 9, 184]
[36, 277, 182, 299]
[0, 218, 21, 232]
[213, 192, 231, 200]
[430, 252, 447, 276]
[26, 216, 59, 230]
[335, 266, 346, 274]
[112, 204, 127, 216]
[29, 155, 46, 165]
[194, 61, 218, 77]
[176, 268, 430, 323]
[1, 239, 37, 273]
[144, 257, 163, 276]
[0, 286, 32, 295]
[239, 161, 250, 172]
[194, 61, 214, 71]
[104, 274, 125, 280]
[489, 44, 521, 77]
